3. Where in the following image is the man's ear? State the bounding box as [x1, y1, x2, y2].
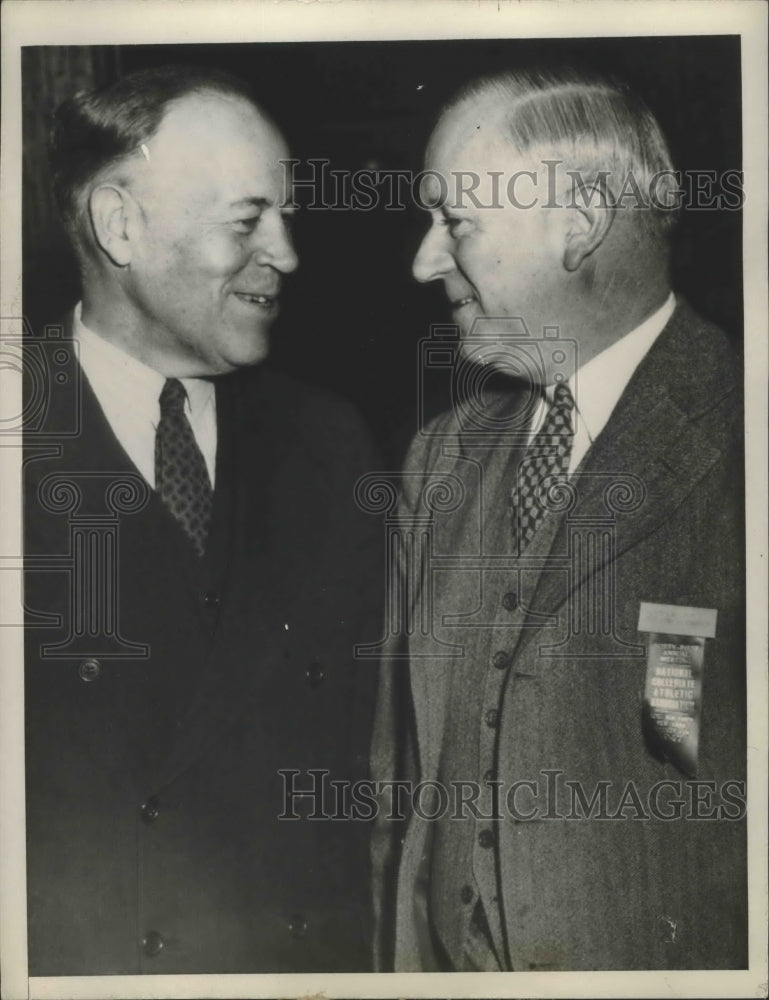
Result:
[562, 180, 614, 272]
[88, 184, 135, 267]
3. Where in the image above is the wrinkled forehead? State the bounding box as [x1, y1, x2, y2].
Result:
[131, 92, 289, 207]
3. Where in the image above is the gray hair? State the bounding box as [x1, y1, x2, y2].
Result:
[444, 67, 680, 234]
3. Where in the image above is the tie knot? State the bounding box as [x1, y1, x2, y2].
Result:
[159, 378, 187, 416]
[552, 381, 574, 412]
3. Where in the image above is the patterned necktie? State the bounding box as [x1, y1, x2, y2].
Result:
[155, 378, 213, 558]
[511, 381, 575, 552]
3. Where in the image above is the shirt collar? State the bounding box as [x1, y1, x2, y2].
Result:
[565, 291, 676, 447]
[73, 302, 214, 422]
[74, 302, 166, 421]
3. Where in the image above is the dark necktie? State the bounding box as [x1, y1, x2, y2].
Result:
[511, 381, 575, 552]
[154, 378, 213, 558]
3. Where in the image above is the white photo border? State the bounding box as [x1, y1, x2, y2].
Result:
[1, 2, 766, 998]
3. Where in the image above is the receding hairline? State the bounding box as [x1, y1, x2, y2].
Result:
[92, 88, 285, 185]
[140, 86, 281, 148]
[442, 68, 634, 121]
[63, 81, 285, 265]
[426, 92, 517, 162]
[430, 73, 648, 156]
[421, 68, 680, 241]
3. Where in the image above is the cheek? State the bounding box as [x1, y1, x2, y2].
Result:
[473, 224, 522, 271]
[162, 232, 248, 283]
[456, 235, 504, 286]
[460, 237, 520, 308]
[196, 233, 249, 275]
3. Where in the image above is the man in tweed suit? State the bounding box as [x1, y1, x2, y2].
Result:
[371, 67, 746, 971]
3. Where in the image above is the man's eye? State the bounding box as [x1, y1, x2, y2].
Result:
[233, 217, 260, 234]
[441, 215, 467, 237]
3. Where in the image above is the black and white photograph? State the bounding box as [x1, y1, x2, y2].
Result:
[1, 1, 767, 998]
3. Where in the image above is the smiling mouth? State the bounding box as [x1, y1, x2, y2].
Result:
[234, 292, 278, 307]
[451, 295, 476, 309]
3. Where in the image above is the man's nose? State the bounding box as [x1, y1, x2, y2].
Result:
[255, 215, 299, 274]
[412, 225, 454, 284]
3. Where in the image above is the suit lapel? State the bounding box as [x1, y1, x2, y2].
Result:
[41, 319, 209, 582]
[27, 344, 204, 593]
[510, 301, 738, 653]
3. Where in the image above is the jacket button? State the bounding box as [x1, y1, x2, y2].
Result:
[203, 592, 220, 609]
[483, 769, 496, 783]
[501, 591, 518, 611]
[460, 885, 474, 904]
[484, 708, 499, 729]
[306, 662, 325, 688]
[78, 658, 101, 682]
[478, 829, 495, 849]
[288, 914, 308, 937]
[142, 930, 164, 957]
[140, 797, 160, 823]
[491, 650, 511, 670]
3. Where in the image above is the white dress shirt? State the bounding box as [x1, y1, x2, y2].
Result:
[73, 303, 217, 488]
[529, 292, 676, 474]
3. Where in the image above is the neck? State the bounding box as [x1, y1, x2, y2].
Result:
[557, 238, 671, 373]
[81, 276, 174, 375]
[599, 277, 671, 340]
[82, 279, 140, 353]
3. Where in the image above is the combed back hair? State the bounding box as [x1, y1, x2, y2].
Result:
[49, 64, 262, 259]
[444, 67, 680, 236]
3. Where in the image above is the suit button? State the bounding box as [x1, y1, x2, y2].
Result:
[203, 592, 220, 609]
[483, 769, 496, 783]
[306, 662, 325, 688]
[484, 708, 499, 729]
[501, 591, 518, 611]
[491, 650, 511, 670]
[142, 930, 164, 957]
[140, 796, 160, 823]
[460, 885, 474, 904]
[78, 658, 101, 682]
[288, 914, 308, 937]
[478, 829, 495, 849]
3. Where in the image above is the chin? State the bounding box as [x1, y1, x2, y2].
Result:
[220, 329, 271, 371]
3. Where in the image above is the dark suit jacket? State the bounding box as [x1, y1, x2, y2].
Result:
[371, 300, 746, 970]
[24, 321, 382, 974]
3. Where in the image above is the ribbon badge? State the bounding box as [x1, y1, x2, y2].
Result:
[638, 602, 718, 777]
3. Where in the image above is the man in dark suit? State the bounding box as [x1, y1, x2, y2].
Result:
[24, 65, 380, 974]
[371, 67, 746, 971]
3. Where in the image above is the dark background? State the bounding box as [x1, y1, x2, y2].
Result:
[22, 37, 743, 463]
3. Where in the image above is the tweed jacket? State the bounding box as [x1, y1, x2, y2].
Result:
[371, 300, 746, 971]
[24, 323, 382, 975]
